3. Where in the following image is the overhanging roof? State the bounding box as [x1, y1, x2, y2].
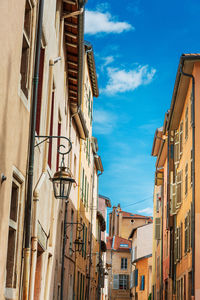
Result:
[84, 41, 99, 97]
[63, 0, 86, 107]
[151, 127, 163, 156]
[168, 53, 200, 131]
[94, 155, 104, 173]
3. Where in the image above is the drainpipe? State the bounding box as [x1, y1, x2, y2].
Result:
[97, 171, 103, 300]
[60, 109, 79, 300]
[180, 65, 195, 298]
[29, 173, 46, 300]
[28, 55, 61, 300]
[23, 0, 44, 298]
[86, 159, 95, 300]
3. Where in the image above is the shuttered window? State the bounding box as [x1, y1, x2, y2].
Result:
[155, 218, 161, 240]
[176, 170, 182, 208]
[81, 168, 84, 201]
[185, 107, 188, 140]
[174, 229, 177, 263]
[113, 275, 119, 289]
[179, 121, 183, 157]
[188, 210, 191, 252]
[184, 215, 189, 254]
[174, 130, 180, 164]
[140, 275, 145, 291]
[135, 269, 138, 286]
[170, 182, 176, 215]
[180, 223, 183, 260]
[185, 163, 188, 195]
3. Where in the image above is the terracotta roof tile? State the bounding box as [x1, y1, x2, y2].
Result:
[106, 236, 131, 251]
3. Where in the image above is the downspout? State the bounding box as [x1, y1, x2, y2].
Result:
[29, 173, 46, 300]
[60, 200, 69, 300]
[86, 160, 95, 300]
[23, 0, 44, 298]
[29, 56, 61, 300]
[61, 110, 79, 300]
[180, 65, 195, 298]
[97, 171, 103, 300]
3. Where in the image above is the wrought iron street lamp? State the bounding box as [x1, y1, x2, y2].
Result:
[35, 135, 75, 200]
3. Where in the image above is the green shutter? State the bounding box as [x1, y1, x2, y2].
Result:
[155, 218, 161, 240]
[82, 224, 85, 257]
[82, 168, 84, 200]
[84, 227, 87, 259]
[113, 275, 119, 289]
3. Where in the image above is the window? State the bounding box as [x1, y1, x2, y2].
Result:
[48, 91, 55, 168]
[35, 48, 45, 134]
[6, 178, 22, 289]
[69, 210, 74, 256]
[176, 170, 182, 207]
[155, 218, 161, 240]
[174, 130, 180, 164]
[20, 0, 33, 98]
[121, 258, 127, 270]
[140, 275, 145, 291]
[190, 91, 193, 124]
[179, 121, 183, 157]
[184, 212, 191, 254]
[56, 120, 61, 171]
[185, 107, 188, 140]
[81, 168, 85, 201]
[185, 163, 188, 195]
[119, 275, 129, 290]
[156, 193, 160, 213]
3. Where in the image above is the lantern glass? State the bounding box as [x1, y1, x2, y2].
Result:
[52, 169, 75, 200]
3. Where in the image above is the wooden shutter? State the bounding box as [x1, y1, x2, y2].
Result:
[174, 229, 177, 264]
[135, 269, 138, 287]
[170, 181, 177, 215]
[176, 171, 182, 208]
[179, 121, 183, 157]
[141, 275, 145, 290]
[113, 275, 119, 289]
[174, 130, 180, 164]
[184, 216, 188, 254]
[81, 168, 84, 200]
[180, 223, 183, 260]
[187, 211, 191, 252]
[155, 218, 161, 240]
[84, 226, 87, 259]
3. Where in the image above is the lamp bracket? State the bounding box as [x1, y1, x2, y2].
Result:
[66, 222, 84, 231]
[35, 135, 72, 155]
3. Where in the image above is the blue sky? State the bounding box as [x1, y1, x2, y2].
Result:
[84, 0, 200, 216]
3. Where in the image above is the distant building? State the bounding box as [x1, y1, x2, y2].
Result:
[107, 235, 132, 300]
[129, 223, 153, 300]
[109, 204, 152, 240]
[98, 195, 112, 300]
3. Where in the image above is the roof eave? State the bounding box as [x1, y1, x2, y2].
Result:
[168, 54, 200, 131]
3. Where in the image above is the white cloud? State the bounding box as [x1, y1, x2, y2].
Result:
[93, 109, 116, 135]
[85, 10, 133, 35]
[137, 207, 153, 215]
[100, 56, 114, 71]
[102, 65, 156, 95]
